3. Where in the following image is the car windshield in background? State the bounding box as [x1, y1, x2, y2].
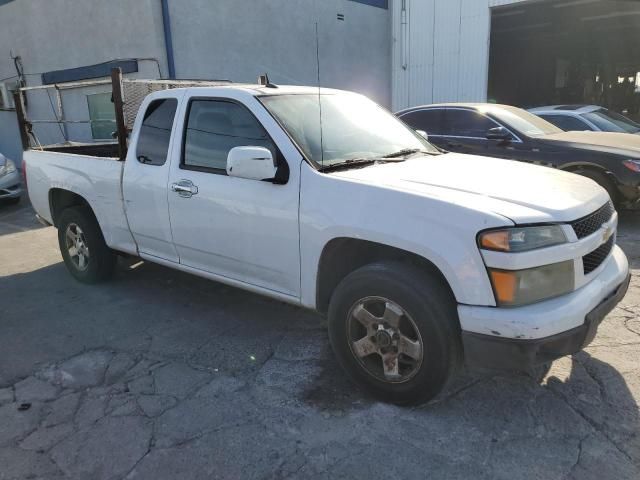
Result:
[582, 109, 640, 134]
[482, 105, 563, 137]
[260, 93, 439, 168]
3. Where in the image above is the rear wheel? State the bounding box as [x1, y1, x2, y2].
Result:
[328, 262, 462, 405]
[573, 168, 619, 205]
[57, 206, 116, 284]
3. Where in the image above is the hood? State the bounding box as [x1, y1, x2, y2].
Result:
[329, 153, 609, 224]
[540, 131, 640, 157]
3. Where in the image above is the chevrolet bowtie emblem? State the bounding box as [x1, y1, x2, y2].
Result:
[603, 225, 614, 243]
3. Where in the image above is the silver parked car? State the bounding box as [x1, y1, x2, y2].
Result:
[529, 105, 640, 134]
[0, 153, 23, 205]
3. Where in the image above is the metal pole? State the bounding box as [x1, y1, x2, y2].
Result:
[13, 90, 30, 150]
[55, 86, 69, 141]
[111, 68, 128, 161]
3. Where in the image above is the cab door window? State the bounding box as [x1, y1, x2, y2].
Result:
[182, 100, 276, 173]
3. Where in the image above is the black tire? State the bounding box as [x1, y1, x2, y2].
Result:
[526, 361, 552, 383]
[57, 206, 116, 284]
[328, 261, 462, 405]
[574, 168, 619, 205]
[1, 196, 20, 206]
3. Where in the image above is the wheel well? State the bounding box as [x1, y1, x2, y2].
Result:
[562, 164, 620, 196]
[562, 163, 610, 178]
[316, 238, 455, 314]
[49, 189, 91, 227]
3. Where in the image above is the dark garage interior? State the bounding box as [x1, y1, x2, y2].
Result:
[488, 0, 640, 118]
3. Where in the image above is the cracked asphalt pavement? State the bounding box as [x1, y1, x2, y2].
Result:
[0, 199, 639, 479]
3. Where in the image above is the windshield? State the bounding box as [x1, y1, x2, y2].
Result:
[582, 109, 640, 134]
[481, 105, 562, 137]
[260, 93, 439, 168]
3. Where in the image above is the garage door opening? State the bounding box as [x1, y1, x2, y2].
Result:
[488, 0, 640, 119]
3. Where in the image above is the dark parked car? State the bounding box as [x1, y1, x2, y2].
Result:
[396, 103, 640, 207]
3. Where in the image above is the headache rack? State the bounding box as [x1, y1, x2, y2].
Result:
[14, 67, 231, 159]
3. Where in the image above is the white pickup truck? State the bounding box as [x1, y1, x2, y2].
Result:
[23, 83, 630, 404]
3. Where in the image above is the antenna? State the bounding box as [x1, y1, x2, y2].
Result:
[315, 22, 325, 165]
[258, 73, 278, 88]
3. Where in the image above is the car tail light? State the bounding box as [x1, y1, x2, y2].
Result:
[622, 159, 640, 173]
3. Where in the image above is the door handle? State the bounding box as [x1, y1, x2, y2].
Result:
[171, 180, 199, 198]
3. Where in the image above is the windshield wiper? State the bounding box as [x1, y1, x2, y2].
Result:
[381, 148, 438, 158]
[319, 156, 406, 172]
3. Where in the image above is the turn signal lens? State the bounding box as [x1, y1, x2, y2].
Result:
[479, 225, 566, 253]
[480, 231, 510, 251]
[489, 270, 517, 304]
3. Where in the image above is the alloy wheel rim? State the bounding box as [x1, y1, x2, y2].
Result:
[65, 223, 90, 271]
[346, 296, 423, 383]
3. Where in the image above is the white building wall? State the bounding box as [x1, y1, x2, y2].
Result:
[391, 0, 532, 111]
[0, 0, 391, 163]
[0, 0, 168, 164]
[168, 0, 391, 107]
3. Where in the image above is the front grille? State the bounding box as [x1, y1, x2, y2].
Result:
[571, 201, 615, 239]
[583, 235, 615, 275]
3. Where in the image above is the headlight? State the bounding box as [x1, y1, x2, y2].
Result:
[0, 158, 16, 177]
[478, 225, 567, 252]
[488, 261, 575, 307]
[5, 159, 16, 174]
[622, 159, 640, 173]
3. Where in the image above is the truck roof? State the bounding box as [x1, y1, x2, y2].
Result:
[164, 84, 347, 97]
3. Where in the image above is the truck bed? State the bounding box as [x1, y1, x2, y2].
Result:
[39, 142, 120, 158]
[25, 148, 137, 255]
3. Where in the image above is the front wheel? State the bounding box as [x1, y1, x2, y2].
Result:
[57, 206, 116, 284]
[328, 262, 462, 405]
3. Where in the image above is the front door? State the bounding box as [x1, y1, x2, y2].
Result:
[167, 96, 301, 297]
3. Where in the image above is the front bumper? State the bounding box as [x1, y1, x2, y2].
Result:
[0, 169, 23, 199]
[462, 273, 630, 370]
[459, 245, 630, 370]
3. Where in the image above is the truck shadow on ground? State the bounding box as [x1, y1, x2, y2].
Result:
[1, 255, 639, 478]
[0, 199, 46, 237]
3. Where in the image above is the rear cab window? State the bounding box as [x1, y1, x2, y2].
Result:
[136, 99, 178, 166]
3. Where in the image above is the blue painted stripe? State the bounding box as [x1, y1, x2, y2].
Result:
[161, 0, 176, 79]
[42, 59, 138, 85]
[348, 0, 388, 9]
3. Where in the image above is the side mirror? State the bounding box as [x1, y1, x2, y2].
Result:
[227, 146, 277, 181]
[416, 130, 429, 141]
[486, 127, 512, 141]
